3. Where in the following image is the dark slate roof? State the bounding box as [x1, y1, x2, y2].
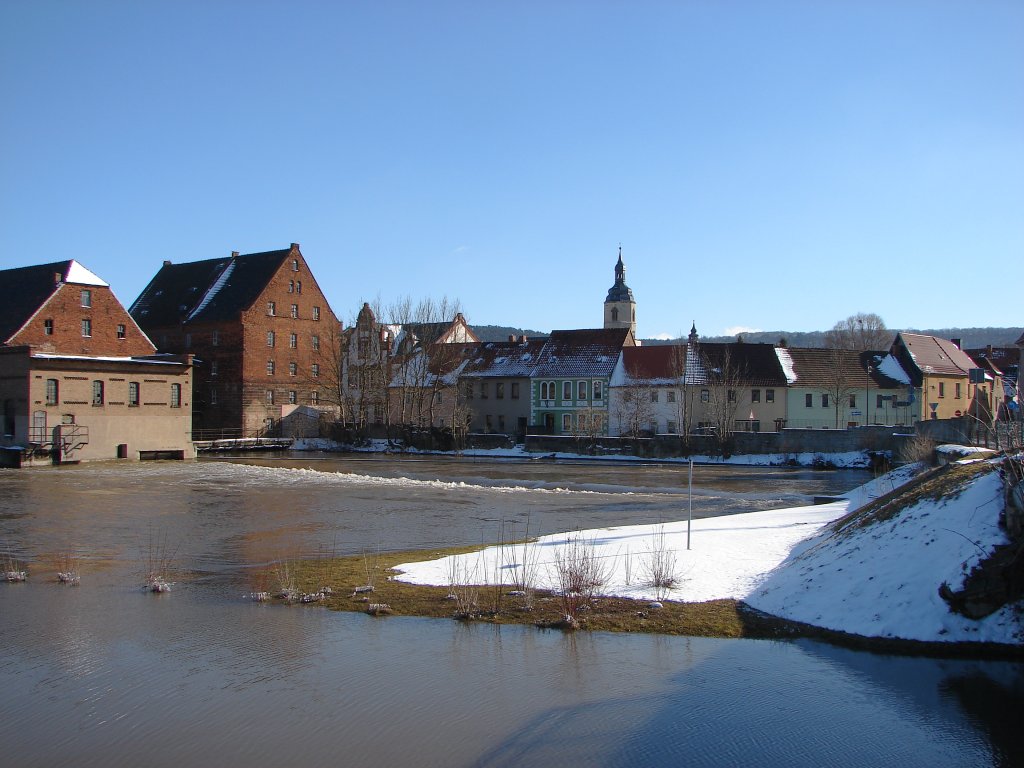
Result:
[692, 342, 789, 387]
[605, 254, 634, 303]
[783, 348, 905, 389]
[130, 248, 291, 326]
[0, 260, 107, 344]
[462, 339, 547, 378]
[532, 328, 631, 379]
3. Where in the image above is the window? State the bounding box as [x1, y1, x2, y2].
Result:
[752, 389, 760, 402]
[849, 395, 856, 408]
[766, 389, 775, 403]
[267, 360, 275, 375]
[539, 382, 548, 400]
[649, 421, 658, 434]
[291, 259, 299, 271]
[212, 330, 220, 346]
[268, 331, 277, 347]
[805, 393, 813, 408]
[496, 383, 505, 399]
[578, 381, 588, 400]
[312, 306, 321, 321]
[877, 394, 884, 408]
[290, 304, 299, 319]
[651, 390, 659, 403]
[311, 363, 319, 378]
[562, 414, 571, 431]
[44, 318, 53, 335]
[311, 334, 320, 350]
[289, 362, 297, 376]
[498, 415, 505, 431]
[81, 289, 91, 307]
[289, 333, 297, 349]
[611, 307, 619, 322]
[296, 281, 302, 294]
[170, 383, 181, 408]
[117, 324, 126, 339]
[464, 381, 474, 399]
[667, 390, 676, 403]
[128, 382, 140, 407]
[481, 382, 489, 399]
[210, 388, 217, 405]
[211, 361, 218, 376]
[485, 414, 493, 431]
[702, 389, 710, 403]
[266, 390, 275, 404]
[667, 420, 677, 433]
[821, 394, 829, 408]
[310, 390, 319, 405]
[955, 383, 961, 399]
[728, 389, 737, 403]
[511, 382, 520, 399]
[938, 382, 945, 398]
[81, 318, 92, 337]
[92, 380, 104, 406]
[267, 301, 276, 316]
[46, 379, 59, 405]
[593, 381, 602, 400]
[184, 333, 192, 348]
[288, 280, 295, 293]
[562, 381, 572, 400]
[288, 390, 297, 404]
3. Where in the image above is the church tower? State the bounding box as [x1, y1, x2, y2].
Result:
[603, 246, 636, 336]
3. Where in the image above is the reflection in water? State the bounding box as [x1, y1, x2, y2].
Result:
[0, 458, 1015, 767]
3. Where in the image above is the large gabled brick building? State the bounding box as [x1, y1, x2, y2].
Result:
[130, 244, 342, 437]
[0, 260, 193, 464]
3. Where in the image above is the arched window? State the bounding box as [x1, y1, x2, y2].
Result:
[611, 307, 619, 322]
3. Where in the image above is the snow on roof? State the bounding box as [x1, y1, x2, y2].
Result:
[65, 261, 109, 287]
[31, 353, 184, 365]
[187, 259, 235, 322]
[876, 353, 911, 384]
[775, 348, 797, 384]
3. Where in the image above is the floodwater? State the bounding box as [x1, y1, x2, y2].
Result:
[1, 455, 1021, 767]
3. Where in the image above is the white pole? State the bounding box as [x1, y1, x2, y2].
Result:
[687, 459, 693, 550]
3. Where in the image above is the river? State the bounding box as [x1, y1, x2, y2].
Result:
[0, 455, 1020, 767]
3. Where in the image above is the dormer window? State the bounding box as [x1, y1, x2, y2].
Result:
[81, 289, 92, 307]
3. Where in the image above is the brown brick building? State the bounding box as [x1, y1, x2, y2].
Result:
[0, 260, 193, 463]
[130, 244, 342, 437]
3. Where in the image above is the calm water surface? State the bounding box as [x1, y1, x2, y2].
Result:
[0, 456, 1020, 767]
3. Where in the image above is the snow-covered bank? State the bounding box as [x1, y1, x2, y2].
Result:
[394, 458, 1023, 646]
[292, 437, 884, 469]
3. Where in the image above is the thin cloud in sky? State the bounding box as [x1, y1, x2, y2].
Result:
[723, 326, 762, 336]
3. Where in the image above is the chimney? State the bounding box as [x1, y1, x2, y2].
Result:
[163, 260, 172, 266]
[231, 251, 239, 259]
[950, 338, 962, 349]
[290, 243, 300, 250]
[520, 335, 528, 343]
[987, 344, 993, 357]
[54, 272, 63, 285]
[509, 335, 516, 342]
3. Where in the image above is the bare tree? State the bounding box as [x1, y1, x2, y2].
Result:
[825, 312, 891, 352]
[821, 347, 863, 428]
[701, 346, 746, 453]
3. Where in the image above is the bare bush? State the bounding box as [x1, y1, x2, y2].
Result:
[900, 435, 936, 467]
[55, 550, 81, 586]
[504, 516, 540, 610]
[447, 555, 480, 619]
[551, 533, 611, 628]
[643, 525, 678, 601]
[144, 530, 177, 593]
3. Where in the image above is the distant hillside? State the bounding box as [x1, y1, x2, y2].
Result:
[470, 325, 548, 343]
[643, 327, 1023, 349]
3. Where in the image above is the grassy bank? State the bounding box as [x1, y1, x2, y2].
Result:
[260, 545, 798, 639]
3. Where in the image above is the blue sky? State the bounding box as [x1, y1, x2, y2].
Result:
[2, 1, 1021, 339]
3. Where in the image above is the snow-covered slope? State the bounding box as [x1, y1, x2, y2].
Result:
[747, 461, 1021, 644]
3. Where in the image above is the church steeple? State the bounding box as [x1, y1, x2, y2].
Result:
[604, 246, 636, 336]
